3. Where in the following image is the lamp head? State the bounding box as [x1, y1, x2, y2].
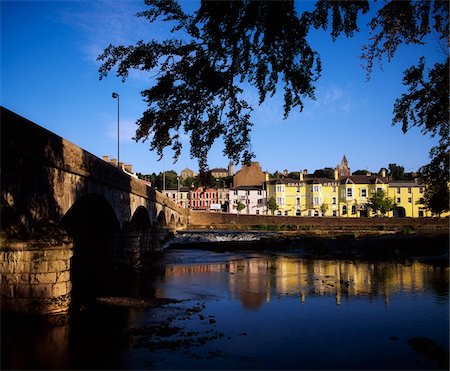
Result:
[112, 92, 119, 99]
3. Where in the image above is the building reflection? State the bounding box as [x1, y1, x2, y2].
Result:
[164, 257, 448, 310]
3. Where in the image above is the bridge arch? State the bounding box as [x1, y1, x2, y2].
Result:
[129, 206, 152, 230]
[157, 210, 166, 228]
[169, 213, 176, 227]
[61, 193, 120, 307]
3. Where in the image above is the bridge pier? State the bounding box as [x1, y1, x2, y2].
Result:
[0, 238, 73, 314]
[116, 227, 175, 269]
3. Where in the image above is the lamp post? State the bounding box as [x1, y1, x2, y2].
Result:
[112, 92, 120, 168]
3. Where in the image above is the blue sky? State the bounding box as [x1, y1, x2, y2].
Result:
[1, 1, 442, 175]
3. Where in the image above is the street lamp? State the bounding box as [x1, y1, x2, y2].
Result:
[112, 92, 120, 168]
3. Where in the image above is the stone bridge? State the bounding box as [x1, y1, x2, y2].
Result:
[1, 107, 188, 314]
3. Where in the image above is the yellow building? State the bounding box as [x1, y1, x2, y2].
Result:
[265, 156, 447, 218]
[387, 180, 429, 217]
[337, 171, 389, 217]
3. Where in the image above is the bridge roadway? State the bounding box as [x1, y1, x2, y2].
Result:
[1, 107, 187, 314]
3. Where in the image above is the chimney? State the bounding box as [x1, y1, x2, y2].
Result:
[334, 168, 338, 180]
[110, 158, 117, 166]
[124, 164, 133, 173]
[381, 168, 386, 178]
[303, 169, 308, 175]
[300, 172, 304, 181]
[119, 161, 124, 170]
[103, 155, 109, 162]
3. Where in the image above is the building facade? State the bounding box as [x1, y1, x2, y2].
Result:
[229, 186, 267, 215]
[190, 187, 219, 210]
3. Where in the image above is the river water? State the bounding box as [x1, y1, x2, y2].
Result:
[2, 248, 449, 370]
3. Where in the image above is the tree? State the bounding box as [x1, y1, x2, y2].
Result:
[182, 176, 196, 188]
[267, 196, 278, 215]
[352, 170, 369, 175]
[388, 163, 406, 180]
[313, 167, 334, 179]
[368, 189, 395, 216]
[361, 1, 448, 214]
[320, 203, 328, 216]
[236, 201, 246, 214]
[98, 0, 369, 173]
[420, 152, 449, 216]
[98, 0, 448, 185]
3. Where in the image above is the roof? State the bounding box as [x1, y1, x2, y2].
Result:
[388, 180, 421, 187]
[339, 175, 388, 185]
[268, 177, 303, 185]
[210, 168, 228, 172]
[268, 177, 338, 185]
[232, 185, 263, 191]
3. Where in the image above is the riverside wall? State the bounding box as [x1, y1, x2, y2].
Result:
[0, 238, 73, 314]
[188, 210, 449, 233]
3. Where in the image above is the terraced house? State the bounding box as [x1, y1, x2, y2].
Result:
[266, 157, 448, 218]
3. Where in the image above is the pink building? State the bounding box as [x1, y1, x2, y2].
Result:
[190, 187, 218, 210]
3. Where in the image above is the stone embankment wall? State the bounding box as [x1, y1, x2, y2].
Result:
[188, 210, 449, 233]
[0, 238, 73, 314]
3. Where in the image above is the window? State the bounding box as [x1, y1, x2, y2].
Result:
[346, 188, 353, 198]
[408, 187, 412, 194]
[277, 211, 282, 216]
[419, 197, 424, 204]
[397, 197, 401, 203]
[297, 186, 300, 193]
[233, 190, 237, 195]
[332, 186, 336, 192]
[314, 210, 319, 217]
[284, 210, 289, 216]
[276, 185, 284, 193]
[296, 210, 301, 216]
[258, 190, 262, 195]
[307, 210, 311, 216]
[313, 197, 321, 205]
[408, 197, 412, 203]
[312, 185, 321, 192]
[351, 205, 357, 215]
[419, 210, 424, 217]
[206, 193, 209, 199]
[256, 210, 260, 215]
[419, 187, 424, 194]
[342, 205, 347, 215]
[257, 198, 263, 205]
[246, 190, 250, 196]
[397, 187, 401, 193]
[332, 210, 337, 217]
[296, 197, 301, 206]
[360, 188, 367, 198]
[332, 197, 337, 205]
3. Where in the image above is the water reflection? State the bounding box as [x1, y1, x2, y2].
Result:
[2, 251, 448, 370]
[164, 255, 449, 309]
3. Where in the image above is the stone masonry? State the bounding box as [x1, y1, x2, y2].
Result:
[0, 238, 73, 314]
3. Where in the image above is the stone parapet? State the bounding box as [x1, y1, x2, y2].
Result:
[0, 239, 73, 314]
[188, 210, 449, 233]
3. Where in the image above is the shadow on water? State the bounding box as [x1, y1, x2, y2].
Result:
[2, 250, 449, 370]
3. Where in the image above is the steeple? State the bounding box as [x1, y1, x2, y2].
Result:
[336, 155, 350, 177]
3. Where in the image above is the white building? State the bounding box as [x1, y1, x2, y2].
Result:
[163, 186, 191, 208]
[229, 186, 267, 215]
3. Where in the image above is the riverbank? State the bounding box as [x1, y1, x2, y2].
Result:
[169, 229, 449, 261]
